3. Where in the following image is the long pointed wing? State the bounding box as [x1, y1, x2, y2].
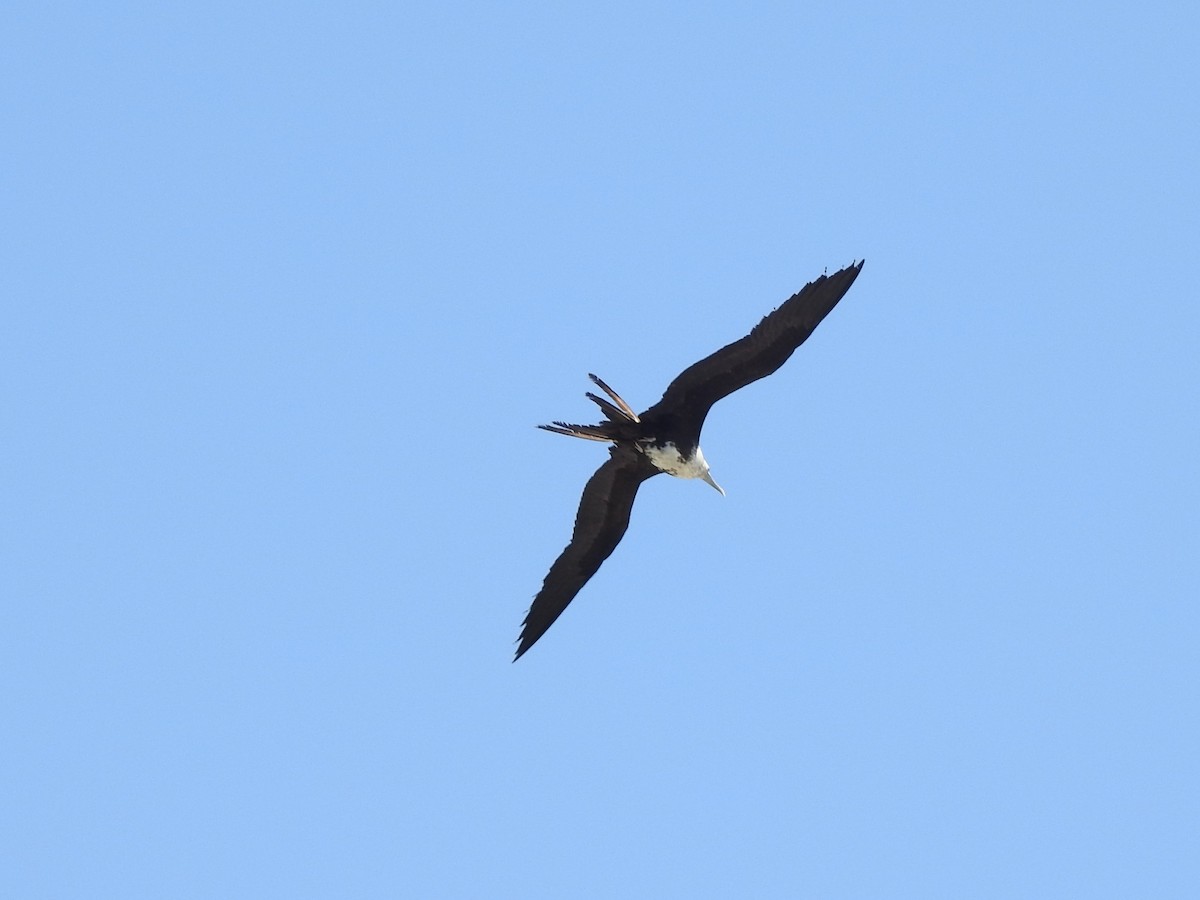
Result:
[515, 445, 661, 660]
[642, 261, 863, 439]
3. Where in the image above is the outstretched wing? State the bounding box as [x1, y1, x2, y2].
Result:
[642, 261, 864, 440]
[516, 444, 661, 660]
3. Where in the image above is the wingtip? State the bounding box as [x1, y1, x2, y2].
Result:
[513, 614, 538, 661]
[513, 637, 534, 662]
[832, 258, 865, 282]
[820, 259, 864, 283]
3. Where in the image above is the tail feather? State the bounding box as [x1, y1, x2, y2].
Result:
[588, 374, 640, 423]
[586, 392, 634, 424]
[538, 421, 614, 442]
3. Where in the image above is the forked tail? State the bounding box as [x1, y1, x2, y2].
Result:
[538, 374, 641, 442]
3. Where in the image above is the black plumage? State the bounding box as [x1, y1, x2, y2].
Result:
[516, 260, 864, 660]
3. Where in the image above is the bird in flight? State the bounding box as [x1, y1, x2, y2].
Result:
[515, 260, 864, 660]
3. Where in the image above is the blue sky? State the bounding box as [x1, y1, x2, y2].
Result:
[4, 2, 1198, 897]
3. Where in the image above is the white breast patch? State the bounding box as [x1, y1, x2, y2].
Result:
[641, 441, 709, 479]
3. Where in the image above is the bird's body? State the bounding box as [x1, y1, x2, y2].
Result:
[516, 261, 864, 660]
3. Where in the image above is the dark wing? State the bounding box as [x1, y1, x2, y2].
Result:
[641, 261, 864, 440]
[515, 444, 661, 660]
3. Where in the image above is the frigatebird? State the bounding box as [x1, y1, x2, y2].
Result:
[515, 260, 864, 660]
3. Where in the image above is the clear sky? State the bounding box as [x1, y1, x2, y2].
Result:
[4, 2, 1198, 897]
